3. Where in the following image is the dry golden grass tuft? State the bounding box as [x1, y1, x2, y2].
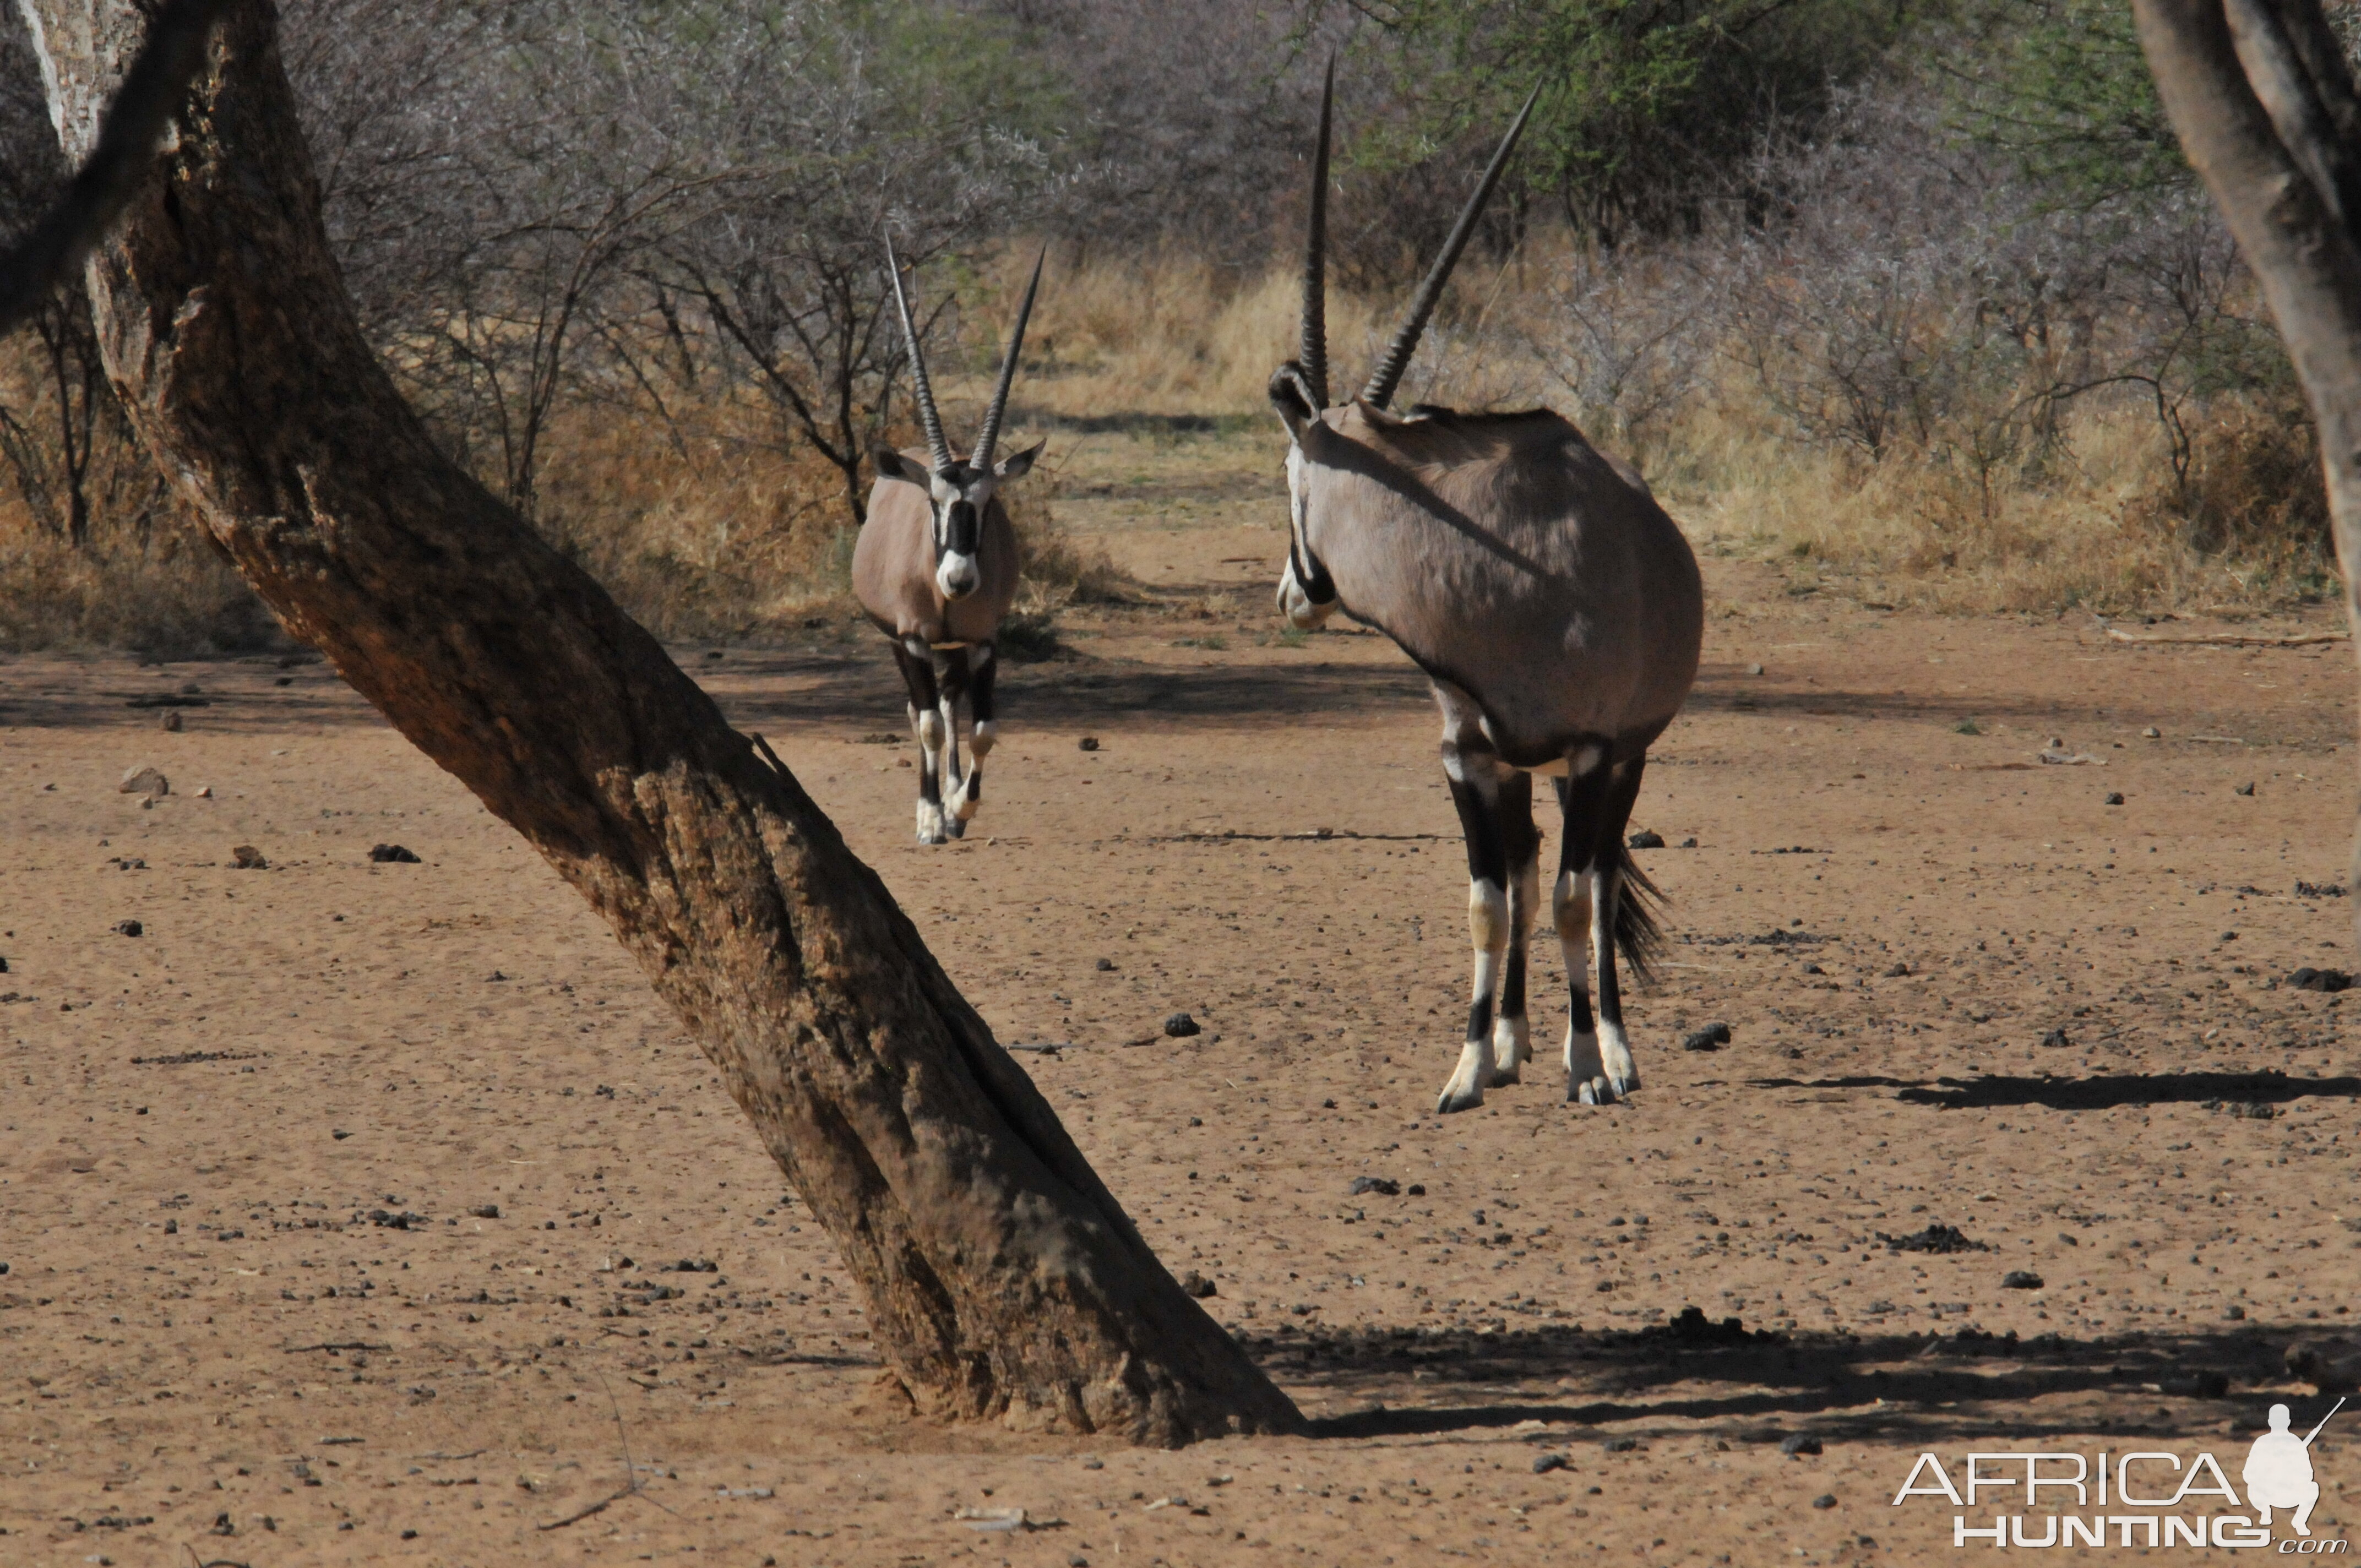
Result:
[0, 244, 2336, 652]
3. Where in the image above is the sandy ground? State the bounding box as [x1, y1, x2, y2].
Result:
[5, 428, 2361, 1566]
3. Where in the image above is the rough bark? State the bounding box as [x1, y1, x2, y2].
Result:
[2135, 0, 2361, 925]
[18, 0, 1301, 1446]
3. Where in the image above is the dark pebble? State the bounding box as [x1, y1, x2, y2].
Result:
[1883, 962, 1910, 977]
[1078, 736, 1100, 752]
[2040, 1028, 2070, 1048]
[1163, 1011, 1200, 1038]
[1532, 1452, 1569, 1474]
[1178, 1270, 1217, 1299]
[1780, 1434, 1824, 1457]
[1682, 1021, 1733, 1052]
[114, 919, 142, 937]
[1812, 1494, 1837, 1510]
[369, 843, 422, 864]
[2235, 782, 2255, 796]
[1348, 1176, 1400, 1197]
[469, 1205, 500, 1219]
[2292, 968, 2354, 993]
[2104, 792, 2124, 805]
[1095, 957, 1114, 971]
[231, 845, 268, 870]
[1406, 1184, 1425, 1196]
[1602, 1436, 1641, 1453]
[1626, 830, 1665, 849]
[2001, 1270, 2045, 1289]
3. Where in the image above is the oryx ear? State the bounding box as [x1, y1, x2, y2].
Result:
[871, 445, 932, 488]
[1267, 363, 1322, 442]
[994, 440, 1044, 481]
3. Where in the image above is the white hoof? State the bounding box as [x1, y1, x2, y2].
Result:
[1598, 1022, 1640, 1097]
[1436, 1040, 1492, 1114]
[915, 801, 948, 845]
[1565, 1027, 1619, 1105]
[1489, 1015, 1529, 1086]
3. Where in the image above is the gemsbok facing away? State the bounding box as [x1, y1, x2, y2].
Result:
[855, 243, 1045, 843]
[1269, 71, 1705, 1112]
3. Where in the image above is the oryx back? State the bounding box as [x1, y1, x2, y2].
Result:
[1301, 404, 1702, 767]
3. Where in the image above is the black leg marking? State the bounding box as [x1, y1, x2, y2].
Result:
[1439, 739, 1511, 1113]
[891, 640, 944, 841]
[1590, 755, 1648, 1042]
[962, 645, 998, 814]
[1494, 770, 1538, 1081]
[1554, 759, 1615, 1099]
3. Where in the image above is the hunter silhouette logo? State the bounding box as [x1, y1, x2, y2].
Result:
[1890, 1398, 2345, 1549]
[2247, 1398, 2342, 1537]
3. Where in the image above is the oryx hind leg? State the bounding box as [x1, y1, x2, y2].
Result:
[1554, 749, 1613, 1104]
[1490, 769, 1540, 1086]
[950, 643, 996, 827]
[1435, 688, 1512, 1114]
[1588, 754, 1650, 1098]
[894, 638, 948, 845]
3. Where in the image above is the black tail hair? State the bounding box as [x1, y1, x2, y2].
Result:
[1611, 841, 1668, 986]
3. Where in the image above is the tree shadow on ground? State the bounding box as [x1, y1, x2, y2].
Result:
[1259, 1315, 2327, 1444]
[1738, 1071, 2361, 1111]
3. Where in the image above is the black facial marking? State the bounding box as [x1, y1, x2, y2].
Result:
[945, 499, 980, 558]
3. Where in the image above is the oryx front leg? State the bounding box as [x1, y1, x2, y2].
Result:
[933, 647, 969, 840]
[950, 643, 995, 827]
[895, 638, 948, 845]
[1437, 720, 1514, 1115]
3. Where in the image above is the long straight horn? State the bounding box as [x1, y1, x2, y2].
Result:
[1359, 81, 1543, 410]
[885, 236, 953, 473]
[1298, 54, 1336, 407]
[973, 245, 1045, 471]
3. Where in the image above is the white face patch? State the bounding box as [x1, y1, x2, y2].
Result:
[935, 551, 980, 600]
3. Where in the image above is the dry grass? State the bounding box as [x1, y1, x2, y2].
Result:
[0, 243, 2334, 652]
[966, 243, 2337, 619]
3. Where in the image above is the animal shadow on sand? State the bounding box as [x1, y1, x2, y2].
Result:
[1267, 1315, 2308, 1445]
[1742, 1070, 2361, 1112]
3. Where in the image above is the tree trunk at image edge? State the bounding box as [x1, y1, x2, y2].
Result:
[2136, 0, 2361, 925]
[19, 0, 1300, 1446]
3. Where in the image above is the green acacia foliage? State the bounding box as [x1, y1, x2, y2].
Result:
[1322, 0, 1916, 242]
[1943, 0, 2190, 205]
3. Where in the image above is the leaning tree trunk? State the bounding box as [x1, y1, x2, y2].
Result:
[2135, 0, 2361, 927]
[18, 0, 1300, 1445]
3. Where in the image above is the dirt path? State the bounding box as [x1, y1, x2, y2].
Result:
[3, 432, 2359, 1564]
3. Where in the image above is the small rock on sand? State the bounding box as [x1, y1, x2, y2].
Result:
[1178, 1271, 1216, 1299]
[1532, 1452, 1568, 1474]
[1627, 830, 1665, 848]
[231, 845, 268, 870]
[194, 786, 213, 798]
[160, 711, 183, 732]
[1681, 1022, 1733, 1052]
[114, 919, 143, 937]
[2001, 1270, 2045, 1289]
[118, 766, 168, 797]
[1077, 736, 1101, 752]
[1163, 1011, 1200, 1038]
[2104, 792, 2124, 805]
[1780, 1434, 1824, 1457]
[368, 844, 421, 864]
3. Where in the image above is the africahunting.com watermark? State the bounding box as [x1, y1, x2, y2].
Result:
[1891, 1400, 2346, 1550]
